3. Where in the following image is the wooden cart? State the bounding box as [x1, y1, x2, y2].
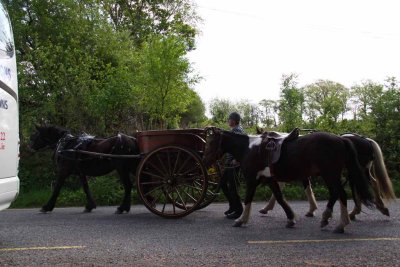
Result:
[135, 129, 221, 218]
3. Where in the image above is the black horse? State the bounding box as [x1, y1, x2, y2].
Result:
[29, 125, 140, 214]
[258, 131, 395, 219]
[203, 127, 374, 233]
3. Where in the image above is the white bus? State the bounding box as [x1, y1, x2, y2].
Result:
[0, 2, 19, 210]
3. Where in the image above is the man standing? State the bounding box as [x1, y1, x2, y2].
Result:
[222, 112, 245, 219]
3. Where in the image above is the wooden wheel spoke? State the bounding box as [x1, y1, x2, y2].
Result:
[193, 180, 206, 189]
[206, 189, 218, 196]
[143, 184, 165, 197]
[185, 184, 203, 192]
[156, 153, 169, 176]
[172, 150, 181, 175]
[151, 191, 163, 205]
[146, 161, 166, 178]
[140, 181, 165, 186]
[167, 149, 172, 176]
[175, 188, 187, 210]
[171, 192, 176, 214]
[183, 190, 197, 202]
[179, 165, 201, 176]
[176, 156, 192, 175]
[142, 171, 166, 181]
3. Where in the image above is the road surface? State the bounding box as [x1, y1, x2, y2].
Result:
[1, 201, 400, 266]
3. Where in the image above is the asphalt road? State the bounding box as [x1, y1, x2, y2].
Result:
[1, 201, 400, 267]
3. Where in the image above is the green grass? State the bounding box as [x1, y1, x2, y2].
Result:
[10, 178, 400, 209]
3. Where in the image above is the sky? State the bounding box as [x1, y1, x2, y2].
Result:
[188, 0, 400, 105]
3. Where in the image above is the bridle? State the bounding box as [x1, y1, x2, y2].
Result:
[31, 131, 70, 152]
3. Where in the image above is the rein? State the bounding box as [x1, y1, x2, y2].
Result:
[59, 149, 142, 159]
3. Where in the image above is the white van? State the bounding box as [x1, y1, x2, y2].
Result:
[0, 2, 19, 210]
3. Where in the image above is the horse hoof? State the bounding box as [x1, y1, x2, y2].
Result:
[349, 214, 356, 221]
[333, 227, 345, 234]
[115, 209, 124, 214]
[320, 220, 329, 228]
[286, 221, 295, 228]
[259, 209, 268, 215]
[380, 208, 390, 217]
[84, 208, 92, 213]
[233, 221, 244, 227]
[40, 207, 52, 213]
[305, 212, 314, 217]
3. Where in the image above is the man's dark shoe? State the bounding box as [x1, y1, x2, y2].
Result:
[226, 210, 243, 219]
[224, 208, 234, 215]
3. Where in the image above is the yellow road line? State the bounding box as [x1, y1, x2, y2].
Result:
[248, 237, 400, 244]
[0, 245, 85, 252]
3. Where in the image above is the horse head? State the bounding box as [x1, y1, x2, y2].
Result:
[203, 126, 224, 167]
[29, 125, 70, 151]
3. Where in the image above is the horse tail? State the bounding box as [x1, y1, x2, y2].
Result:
[367, 138, 396, 200]
[342, 138, 374, 207]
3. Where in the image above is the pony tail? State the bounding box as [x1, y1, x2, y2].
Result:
[368, 138, 396, 201]
[342, 138, 374, 207]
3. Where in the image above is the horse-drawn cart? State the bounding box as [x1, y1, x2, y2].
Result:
[31, 126, 221, 218]
[135, 129, 220, 218]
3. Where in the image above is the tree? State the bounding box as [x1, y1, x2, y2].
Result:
[369, 77, 400, 176]
[259, 99, 279, 128]
[303, 80, 349, 131]
[180, 90, 206, 128]
[236, 100, 261, 128]
[135, 35, 199, 129]
[278, 74, 304, 132]
[351, 80, 383, 120]
[209, 98, 235, 127]
[101, 0, 200, 50]
[6, 0, 139, 135]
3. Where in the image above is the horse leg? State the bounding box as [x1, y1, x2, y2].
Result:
[320, 178, 340, 228]
[371, 176, 390, 216]
[303, 178, 318, 217]
[334, 185, 350, 233]
[116, 169, 132, 214]
[349, 185, 361, 221]
[259, 182, 284, 214]
[233, 178, 258, 227]
[79, 175, 96, 213]
[41, 172, 68, 212]
[267, 180, 296, 228]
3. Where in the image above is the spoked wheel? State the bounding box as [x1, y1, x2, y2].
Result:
[195, 162, 222, 210]
[137, 146, 208, 218]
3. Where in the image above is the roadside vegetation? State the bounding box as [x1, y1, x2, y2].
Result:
[5, 1, 399, 208]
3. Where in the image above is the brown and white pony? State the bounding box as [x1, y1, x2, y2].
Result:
[203, 127, 374, 233]
[259, 133, 396, 220]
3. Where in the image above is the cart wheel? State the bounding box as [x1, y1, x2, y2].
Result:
[195, 163, 222, 210]
[137, 146, 208, 218]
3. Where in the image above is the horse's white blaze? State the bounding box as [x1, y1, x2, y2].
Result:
[256, 167, 271, 180]
[236, 203, 252, 224]
[248, 136, 262, 149]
